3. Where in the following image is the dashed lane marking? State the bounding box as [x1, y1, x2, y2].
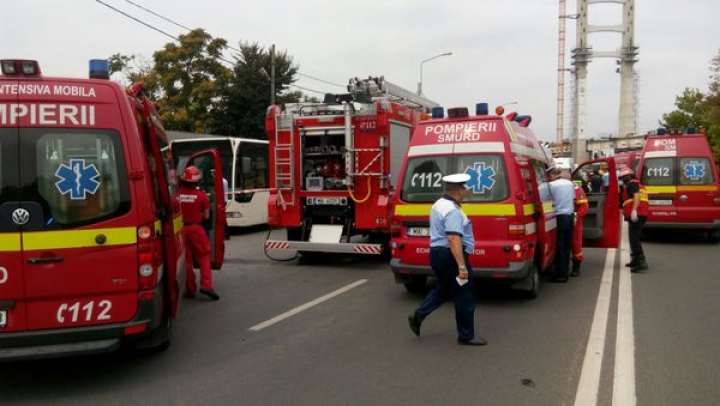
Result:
[249, 279, 368, 332]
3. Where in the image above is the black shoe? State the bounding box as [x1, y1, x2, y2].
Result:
[630, 255, 648, 273]
[408, 314, 422, 337]
[547, 276, 568, 283]
[570, 263, 581, 277]
[458, 337, 488, 346]
[184, 291, 196, 299]
[200, 288, 220, 301]
[625, 254, 638, 268]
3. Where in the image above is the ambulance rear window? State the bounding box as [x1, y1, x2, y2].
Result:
[641, 158, 675, 186]
[401, 154, 509, 203]
[19, 128, 130, 229]
[679, 157, 714, 185]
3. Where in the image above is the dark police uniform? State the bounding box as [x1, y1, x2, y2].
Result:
[411, 179, 477, 342]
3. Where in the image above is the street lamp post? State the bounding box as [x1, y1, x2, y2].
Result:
[417, 52, 452, 96]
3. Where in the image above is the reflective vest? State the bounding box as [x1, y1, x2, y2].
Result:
[574, 184, 589, 218]
[622, 179, 649, 218]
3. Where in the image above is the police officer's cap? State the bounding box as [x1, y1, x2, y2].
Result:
[442, 173, 471, 185]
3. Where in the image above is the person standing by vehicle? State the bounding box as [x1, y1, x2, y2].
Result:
[571, 182, 589, 276]
[407, 173, 486, 346]
[179, 166, 220, 301]
[619, 166, 649, 272]
[547, 167, 575, 282]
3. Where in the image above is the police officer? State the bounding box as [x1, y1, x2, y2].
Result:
[619, 166, 649, 272]
[547, 167, 575, 282]
[179, 166, 220, 301]
[407, 173, 487, 346]
[571, 181, 589, 276]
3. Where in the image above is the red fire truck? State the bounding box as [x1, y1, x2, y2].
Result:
[264, 77, 437, 257]
[0, 59, 225, 360]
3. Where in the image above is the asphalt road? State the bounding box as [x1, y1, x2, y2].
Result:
[0, 226, 718, 406]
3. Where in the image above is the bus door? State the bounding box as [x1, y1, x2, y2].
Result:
[572, 158, 620, 248]
[0, 123, 25, 332]
[187, 150, 226, 269]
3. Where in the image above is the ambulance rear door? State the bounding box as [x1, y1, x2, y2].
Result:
[0, 90, 25, 332]
[676, 154, 719, 224]
[187, 149, 226, 269]
[17, 87, 139, 330]
[572, 158, 620, 248]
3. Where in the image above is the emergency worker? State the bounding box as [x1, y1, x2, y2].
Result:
[619, 166, 649, 272]
[407, 173, 487, 346]
[547, 167, 575, 282]
[571, 182, 589, 276]
[179, 166, 220, 301]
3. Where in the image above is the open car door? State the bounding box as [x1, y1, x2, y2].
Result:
[187, 150, 226, 269]
[572, 157, 620, 248]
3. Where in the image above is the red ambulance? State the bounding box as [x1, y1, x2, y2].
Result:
[390, 104, 620, 297]
[0, 59, 225, 360]
[637, 129, 720, 241]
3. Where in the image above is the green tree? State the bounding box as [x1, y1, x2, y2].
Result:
[146, 28, 232, 133]
[211, 42, 301, 139]
[108, 53, 153, 87]
[706, 49, 720, 157]
[659, 88, 709, 129]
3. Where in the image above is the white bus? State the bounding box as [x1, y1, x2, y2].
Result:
[171, 137, 270, 227]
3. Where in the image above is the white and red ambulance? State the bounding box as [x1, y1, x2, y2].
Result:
[637, 128, 720, 241]
[0, 59, 225, 360]
[390, 104, 620, 297]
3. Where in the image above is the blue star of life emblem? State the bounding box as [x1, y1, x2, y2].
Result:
[55, 159, 101, 200]
[683, 161, 706, 181]
[465, 162, 496, 193]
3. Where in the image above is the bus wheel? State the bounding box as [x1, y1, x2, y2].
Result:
[403, 276, 428, 294]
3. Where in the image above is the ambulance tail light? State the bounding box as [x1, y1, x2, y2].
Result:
[137, 223, 159, 291]
[391, 217, 402, 237]
[713, 196, 720, 206]
[508, 222, 526, 238]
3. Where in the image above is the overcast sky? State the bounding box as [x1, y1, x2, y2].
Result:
[3, 0, 719, 141]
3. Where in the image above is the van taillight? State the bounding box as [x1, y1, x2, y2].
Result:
[138, 223, 158, 291]
[714, 196, 720, 206]
[508, 223, 526, 238]
[391, 218, 402, 237]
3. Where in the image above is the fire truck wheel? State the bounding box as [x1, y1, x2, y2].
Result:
[403, 276, 428, 294]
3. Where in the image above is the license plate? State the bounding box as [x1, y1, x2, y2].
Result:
[649, 199, 672, 206]
[0, 310, 6, 328]
[407, 227, 430, 237]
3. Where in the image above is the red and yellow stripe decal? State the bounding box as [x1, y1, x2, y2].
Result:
[23, 227, 137, 250]
[0, 233, 21, 252]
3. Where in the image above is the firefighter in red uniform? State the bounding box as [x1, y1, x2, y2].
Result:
[179, 166, 220, 301]
[571, 182, 589, 276]
[619, 166, 649, 273]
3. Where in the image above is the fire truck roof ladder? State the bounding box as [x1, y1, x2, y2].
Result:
[347, 76, 439, 111]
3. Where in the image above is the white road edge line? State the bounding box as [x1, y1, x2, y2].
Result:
[249, 279, 368, 332]
[613, 222, 636, 405]
[574, 246, 617, 406]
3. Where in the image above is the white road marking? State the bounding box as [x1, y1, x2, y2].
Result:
[249, 279, 368, 332]
[574, 247, 617, 406]
[614, 222, 636, 405]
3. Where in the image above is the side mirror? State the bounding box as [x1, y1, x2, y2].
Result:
[242, 157, 252, 174]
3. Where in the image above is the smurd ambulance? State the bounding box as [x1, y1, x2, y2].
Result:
[637, 129, 720, 241]
[0, 60, 225, 360]
[390, 104, 620, 298]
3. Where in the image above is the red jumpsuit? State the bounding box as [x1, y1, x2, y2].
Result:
[572, 184, 589, 263]
[179, 185, 213, 294]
